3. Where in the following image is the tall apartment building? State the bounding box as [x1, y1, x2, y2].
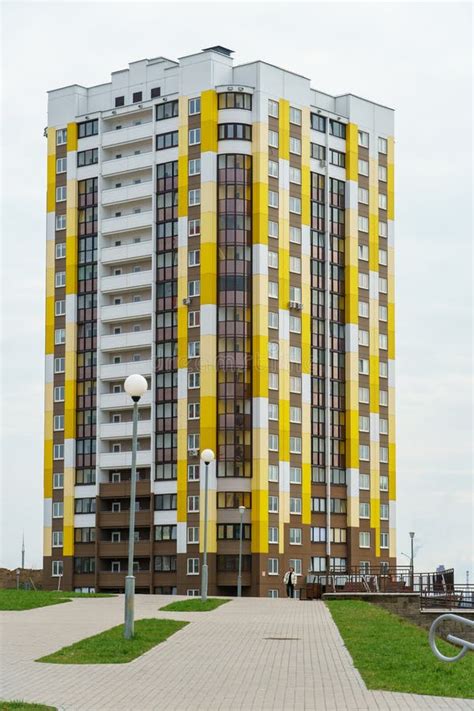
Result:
[43, 46, 395, 596]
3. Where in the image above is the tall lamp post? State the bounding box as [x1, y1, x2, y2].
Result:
[123, 373, 148, 640]
[237, 505, 245, 597]
[409, 531, 415, 590]
[200, 448, 215, 602]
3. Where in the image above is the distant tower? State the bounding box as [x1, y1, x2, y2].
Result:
[21, 533, 25, 569]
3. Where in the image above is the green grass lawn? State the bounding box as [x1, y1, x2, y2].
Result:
[0, 589, 115, 611]
[0, 703, 56, 710]
[159, 597, 231, 612]
[326, 599, 474, 699]
[37, 618, 188, 664]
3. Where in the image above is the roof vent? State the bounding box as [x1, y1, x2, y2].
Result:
[202, 45, 234, 56]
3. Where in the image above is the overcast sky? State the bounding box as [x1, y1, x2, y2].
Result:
[1, 1, 472, 581]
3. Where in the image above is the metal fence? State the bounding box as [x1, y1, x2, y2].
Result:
[421, 584, 474, 610]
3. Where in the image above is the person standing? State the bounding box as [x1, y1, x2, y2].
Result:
[283, 566, 297, 598]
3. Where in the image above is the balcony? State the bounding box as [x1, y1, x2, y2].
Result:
[99, 420, 152, 440]
[100, 359, 152, 381]
[98, 541, 151, 557]
[99, 450, 152, 469]
[102, 122, 153, 148]
[102, 180, 153, 206]
[101, 210, 153, 235]
[98, 571, 150, 588]
[218, 413, 252, 430]
[99, 510, 152, 528]
[101, 330, 152, 352]
[101, 300, 152, 323]
[101, 240, 153, 265]
[99, 390, 152, 410]
[101, 270, 153, 293]
[100, 480, 151, 498]
[216, 571, 252, 588]
[101, 151, 153, 177]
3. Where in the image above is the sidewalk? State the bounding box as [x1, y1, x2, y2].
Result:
[0, 595, 471, 710]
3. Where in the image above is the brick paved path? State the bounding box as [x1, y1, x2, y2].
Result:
[0, 596, 471, 710]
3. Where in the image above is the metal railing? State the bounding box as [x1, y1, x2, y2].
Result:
[429, 614, 474, 662]
[421, 584, 474, 610]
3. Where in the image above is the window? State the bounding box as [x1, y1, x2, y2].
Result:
[217, 524, 251, 541]
[187, 433, 199, 452]
[380, 446, 389, 464]
[358, 301, 369, 318]
[268, 402, 279, 420]
[52, 560, 63, 577]
[290, 437, 301, 454]
[53, 444, 64, 460]
[379, 305, 388, 322]
[289, 465, 301, 483]
[56, 186, 67, 202]
[359, 416, 370, 432]
[52, 530, 63, 547]
[329, 149, 345, 167]
[311, 557, 326, 572]
[379, 194, 387, 211]
[188, 189, 200, 206]
[359, 444, 370, 461]
[188, 402, 200, 420]
[218, 92, 252, 110]
[56, 128, 67, 145]
[55, 300, 65, 317]
[359, 387, 369, 404]
[53, 472, 64, 488]
[155, 494, 177, 511]
[358, 159, 369, 176]
[289, 196, 301, 214]
[268, 160, 279, 178]
[359, 358, 369, 375]
[290, 346, 301, 363]
[188, 158, 201, 176]
[358, 216, 369, 233]
[55, 243, 66, 259]
[359, 473, 370, 490]
[52, 502, 64, 518]
[75, 498, 96, 514]
[360, 502, 370, 519]
[268, 250, 278, 268]
[290, 136, 301, 155]
[289, 528, 302, 545]
[151, 86, 161, 99]
[155, 525, 177, 541]
[187, 558, 199, 575]
[311, 143, 326, 160]
[56, 157, 67, 173]
[358, 272, 369, 290]
[55, 214, 66, 231]
[268, 220, 279, 239]
[290, 497, 302, 515]
[378, 137, 388, 154]
[268, 342, 279, 360]
[358, 130, 369, 148]
[268, 281, 278, 298]
[311, 498, 326, 513]
[188, 311, 200, 328]
[156, 131, 178, 150]
[268, 464, 279, 482]
[329, 120, 346, 138]
[381, 532, 389, 549]
[290, 376, 301, 393]
[359, 532, 371, 548]
[268, 191, 279, 208]
[54, 415, 64, 431]
[379, 334, 388, 351]
[187, 495, 199, 512]
[380, 418, 388, 435]
[289, 166, 301, 184]
[268, 130, 279, 148]
[379, 277, 388, 294]
[269, 434, 279, 451]
[358, 187, 369, 204]
[378, 165, 387, 182]
[54, 328, 65, 345]
[311, 527, 326, 543]
[311, 114, 326, 132]
[115, 95, 124, 107]
[269, 526, 279, 544]
[54, 386, 64, 402]
[218, 123, 252, 141]
[155, 555, 177, 572]
[290, 106, 302, 125]
[188, 464, 200, 481]
[188, 249, 200, 268]
[268, 99, 279, 118]
[269, 495, 279, 513]
[380, 474, 389, 491]
[188, 341, 200, 358]
[188, 97, 201, 115]
[290, 226, 301, 244]
[268, 372, 279, 390]
[268, 311, 279, 329]
[290, 256, 301, 273]
[189, 219, 200, 236]
[358, 244, 369, 261]
[77, 149, 98, 167]
[217, 492, 251, 509]
[380, 503, 389, 519]
[289, 315, 301, 333]
[268, 558, 279, 575]
[78, 119, 98, 138]
[379, 221, 388, 238]
[156, 101, 178, 121]
[290, 407, 302, 425]
[379, 248, 387, 266]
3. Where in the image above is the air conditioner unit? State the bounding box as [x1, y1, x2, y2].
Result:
[188, 449, 199, 457]
[288, 301, 303, 311]
[183, 297, 191, 305]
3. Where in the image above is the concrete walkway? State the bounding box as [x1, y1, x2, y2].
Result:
[0, 595, 471, 710]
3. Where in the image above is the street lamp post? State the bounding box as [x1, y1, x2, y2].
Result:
[123, 373, 148, 640]
[409, 531, 415, 590]
[237, 505, 245, 597]
[200, 448, 215, 603]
